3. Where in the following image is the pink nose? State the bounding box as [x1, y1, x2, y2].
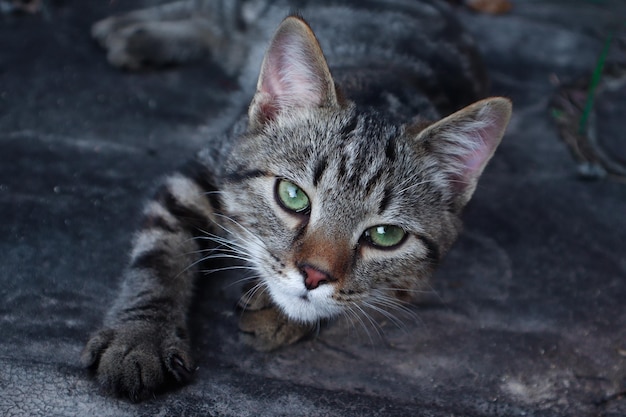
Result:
[300, 265, 335, 290]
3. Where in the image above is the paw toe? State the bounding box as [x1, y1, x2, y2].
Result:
[96, 342, 163, 400]
[80, 328, 115, 368]
[166, 351, 195, 382]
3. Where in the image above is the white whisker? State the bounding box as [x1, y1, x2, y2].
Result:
[202, 265, 258, 275]
[238, 280, 269, 312]
[361, 299, 408, 331]
[223, 274, 262, 290]
[197, 253, 254, 264]
[203, 190, 225, 197]
[213, 213, 267, 249]
[351, 302, 384, 341]
[342, 305, 374, 345]
[374, 286, 434, 295]
[371, 292, 420, 317]
[192, 232, 252, 254]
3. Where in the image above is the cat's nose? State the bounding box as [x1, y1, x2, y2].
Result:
[300, 264, 336, 290]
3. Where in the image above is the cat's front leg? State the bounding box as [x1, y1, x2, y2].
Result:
[81, 168, 222, 400]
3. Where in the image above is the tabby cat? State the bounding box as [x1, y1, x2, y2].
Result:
[82, 0, 511, 401]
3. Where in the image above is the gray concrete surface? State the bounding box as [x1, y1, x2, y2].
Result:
[1, 1, 625, 416]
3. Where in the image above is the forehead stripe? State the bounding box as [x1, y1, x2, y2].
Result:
[385, 136, 396, 162]
[312, 156, 328, 186]
[339, 114, 359, 137]
[378, 186, 393, 215]
[225, 169, 269, 183]
[363, 164, 387, 196]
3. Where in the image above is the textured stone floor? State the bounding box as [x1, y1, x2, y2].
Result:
[1, 1, 625, 416]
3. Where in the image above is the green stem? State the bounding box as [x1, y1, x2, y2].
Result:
[578, 33, 613, 136]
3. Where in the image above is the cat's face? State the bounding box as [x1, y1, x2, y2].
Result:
[222, 106, 457, 322]
[219, 16, 511, 323]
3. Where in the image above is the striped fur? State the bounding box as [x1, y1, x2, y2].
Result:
[83, 1, 512, 401]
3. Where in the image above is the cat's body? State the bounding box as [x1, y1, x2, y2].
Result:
[92, 0, 488, 115]
[82, 0, 511, 401]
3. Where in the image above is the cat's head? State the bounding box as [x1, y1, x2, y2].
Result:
[221, 16, 511, 323]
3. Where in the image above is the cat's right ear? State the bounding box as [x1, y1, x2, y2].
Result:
[248, 16, 339, 130]
[413, 97, 512, 211]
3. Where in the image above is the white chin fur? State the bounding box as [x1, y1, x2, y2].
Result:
[265, 272, 342, 323]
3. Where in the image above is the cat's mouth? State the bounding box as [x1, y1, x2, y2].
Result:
[264, 270, 343, 323]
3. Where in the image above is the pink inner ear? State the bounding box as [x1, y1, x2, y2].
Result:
[439, 104, 509, 194]
[257, 21, 329, 119]
[262, 47, 323, 108]
[461, 129, 495, 176]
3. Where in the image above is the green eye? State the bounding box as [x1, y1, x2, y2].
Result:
[276, 179, 310, 213]
[364, 225, 406, 248]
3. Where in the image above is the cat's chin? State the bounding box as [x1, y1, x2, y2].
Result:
[265, 275, 343, 323]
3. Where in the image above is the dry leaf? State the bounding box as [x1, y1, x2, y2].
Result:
[9, 0, 41, 13]
[466, 0, 513, 15]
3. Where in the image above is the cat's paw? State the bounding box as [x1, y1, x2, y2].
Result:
[80, 323, 195, 401]
[92, 17, 210, 69]
[92, 16, 170, 69]
[92, 22, 161, 69]
[238, 304, 312, 351]
[92, 16, 132, 45]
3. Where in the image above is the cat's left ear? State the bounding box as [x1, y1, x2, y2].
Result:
[414, 97, 512, 209]
[248, 16, 339, 129]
